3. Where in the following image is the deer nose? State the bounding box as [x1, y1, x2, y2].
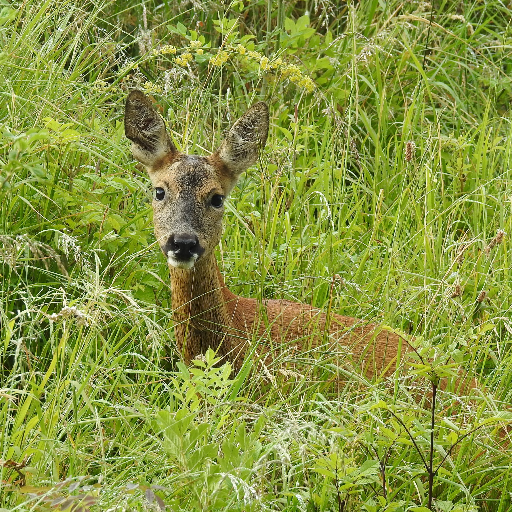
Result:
[167, 234, 203, 260]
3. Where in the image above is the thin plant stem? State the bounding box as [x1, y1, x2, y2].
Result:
[427, 382, 438, 510]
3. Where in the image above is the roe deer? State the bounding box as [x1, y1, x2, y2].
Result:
[124, 90, 474, 391]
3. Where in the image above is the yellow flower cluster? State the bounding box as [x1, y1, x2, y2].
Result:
[189, 41, 203, 54]
[175, 52, 193, 67]
[269, 57, 283, 69]
[229, 44, 315, 93]
[248, 50, 262, 60]
[279, 63, 315, 92]
[143, 81, 163, 93]
[209, 50, 229, 67]
[151, 44, 177, 56]
[280, 63, 301, 79]
[296, 76, 315, 93]
[143, 38, 315, 93]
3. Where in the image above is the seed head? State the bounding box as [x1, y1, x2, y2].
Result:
[477, 290, 487, 303]
[332, 274, 345, 287]
[350, 138, 361, 167]
[450, 283, 462, 298]
[405, 140, 416, 162]
[484, 229, 505, 255]
[48, 305, 89, 325]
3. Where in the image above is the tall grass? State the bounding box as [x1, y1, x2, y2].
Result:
[1, 0, 512, 510]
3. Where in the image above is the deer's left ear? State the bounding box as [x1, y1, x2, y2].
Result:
[211, 102, 269, 179]
[124, 90, 177, 168]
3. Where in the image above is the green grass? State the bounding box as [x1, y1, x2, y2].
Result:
[1, 0, 512, 510]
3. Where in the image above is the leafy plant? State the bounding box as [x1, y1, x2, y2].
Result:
[2, 0, 512, 510]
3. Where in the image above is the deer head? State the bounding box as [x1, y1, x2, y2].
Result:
[124, 90, 269, 269]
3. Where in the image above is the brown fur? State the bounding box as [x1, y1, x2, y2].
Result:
[124, 91, 477, 394]
[152, 152, 182, 172]
[169, 249, 411, 380]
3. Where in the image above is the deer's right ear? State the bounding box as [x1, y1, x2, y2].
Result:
[124, 90, 177, 168]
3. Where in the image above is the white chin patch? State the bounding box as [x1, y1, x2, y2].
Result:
[167, 254, 198, 270]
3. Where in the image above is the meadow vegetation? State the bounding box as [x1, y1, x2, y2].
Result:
[1, 0, 512, 510]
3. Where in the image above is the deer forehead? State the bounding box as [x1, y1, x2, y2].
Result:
[151, 155, 229, 197]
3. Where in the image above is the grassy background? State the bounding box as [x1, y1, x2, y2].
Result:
[1, 0, 512, 510]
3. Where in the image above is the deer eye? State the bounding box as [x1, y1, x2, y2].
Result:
[154, 187, 165, 201]
[210, 194, 225, 209]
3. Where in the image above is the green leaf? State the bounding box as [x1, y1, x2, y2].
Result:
[284, 17, 295, 32]
[478, 323, 495, 334]
[176, 22, 187, 35]
[313, 467, 335, 479]
[296, 15, 310, 32]
[369, 400, 388, 410]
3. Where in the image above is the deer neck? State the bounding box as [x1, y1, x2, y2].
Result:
[168, 252, 245, 367]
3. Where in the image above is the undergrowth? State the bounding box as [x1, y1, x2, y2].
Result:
[1, 0, 512, 510]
